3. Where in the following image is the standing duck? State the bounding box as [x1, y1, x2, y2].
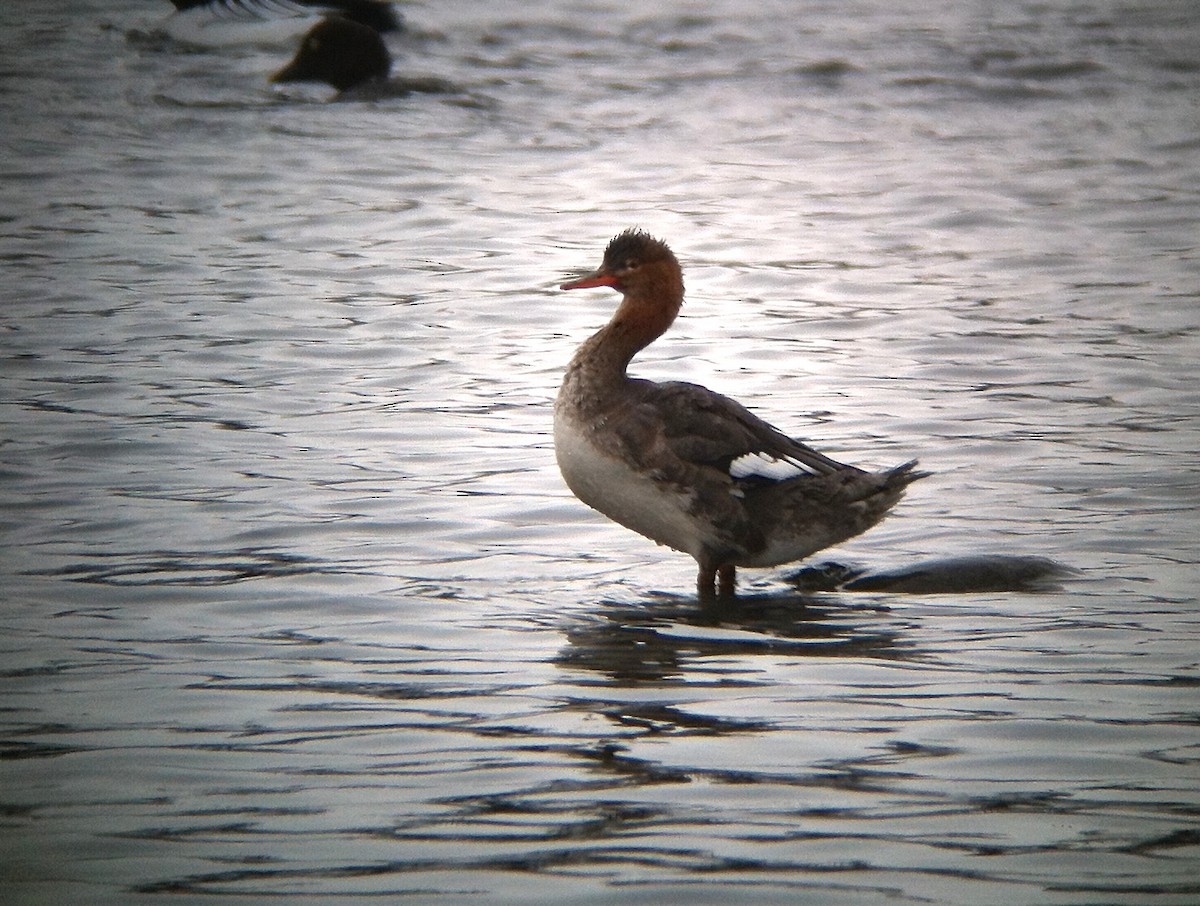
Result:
[554, 229, 927, 599]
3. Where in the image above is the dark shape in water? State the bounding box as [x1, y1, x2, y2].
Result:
[272, 16, 390, 91]
[788, 555, 1075, 594]
[271, 17, 463, 99]
[169, 0, 403, 34]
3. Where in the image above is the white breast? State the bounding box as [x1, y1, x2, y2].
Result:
[553, 412, 709, 559]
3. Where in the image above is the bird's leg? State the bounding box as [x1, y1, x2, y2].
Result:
[697, 557, 737, 601]
[696, 552, 720, 602]
[717, 564, 737, 599]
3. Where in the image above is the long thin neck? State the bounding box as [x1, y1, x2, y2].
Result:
[575, 267, 684, 370]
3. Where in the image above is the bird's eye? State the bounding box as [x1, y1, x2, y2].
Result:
[622, 258, 639, 271]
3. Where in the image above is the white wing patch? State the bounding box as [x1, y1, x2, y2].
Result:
[729, 452, 810, 482]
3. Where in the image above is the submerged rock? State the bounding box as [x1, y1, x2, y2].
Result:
[787, 555, 1075, 594]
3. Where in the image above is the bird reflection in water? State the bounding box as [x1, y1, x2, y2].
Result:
[556, 589, 912, 687]
[556, 554, 1072, 685]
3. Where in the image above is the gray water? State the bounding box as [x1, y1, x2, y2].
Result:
[2, 1, 1198, 903]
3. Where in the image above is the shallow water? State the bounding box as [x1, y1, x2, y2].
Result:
[1, 1, 1198, 903]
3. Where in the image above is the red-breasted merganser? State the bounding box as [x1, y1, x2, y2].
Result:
[272, 16, 389, 91]
[555, 229, 927, 599]
[272, 17, 458, 98]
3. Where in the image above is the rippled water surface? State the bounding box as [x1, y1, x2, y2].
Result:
[2, 1, 1198, 902]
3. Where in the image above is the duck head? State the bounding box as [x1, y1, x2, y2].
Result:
[272, 16, 390, 92]
[561, 229, 686, 362]
[561, 229, 681, 296]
